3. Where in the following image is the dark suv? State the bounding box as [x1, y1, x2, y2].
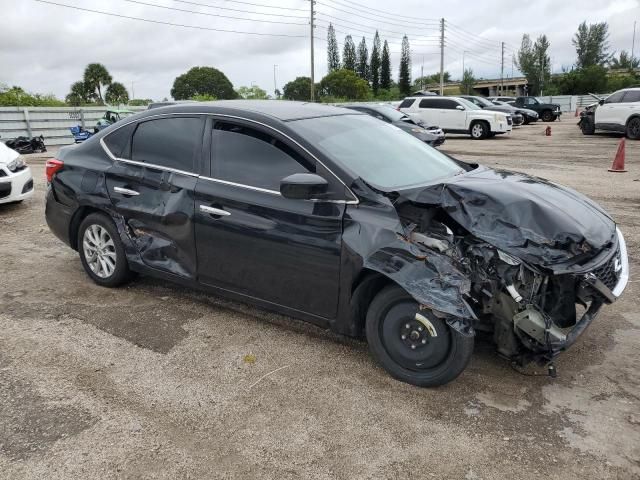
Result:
[45, 101, 628, 387]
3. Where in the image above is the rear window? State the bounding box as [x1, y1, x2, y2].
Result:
[398, 99, 415, 109]
[103, 123, 135, 158]
[131, 117, 202, 172]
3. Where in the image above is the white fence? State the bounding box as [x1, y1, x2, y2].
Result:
[0, 106, 147, 146]
[536, 94, 605, 113]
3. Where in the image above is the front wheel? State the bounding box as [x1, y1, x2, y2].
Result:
[365, 285, 474, 387]
[580, 116, 595, 135]
[541, 110, 555, 122]
[470, 121, 489, 140]
[626, 117, 640, 140]
[78, 213, 133, 287]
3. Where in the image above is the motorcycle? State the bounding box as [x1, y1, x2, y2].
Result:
[70, 125, 94, 143]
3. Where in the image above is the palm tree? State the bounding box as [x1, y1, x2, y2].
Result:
[105, 82, 129, 105]
[83, 63, 112, 104]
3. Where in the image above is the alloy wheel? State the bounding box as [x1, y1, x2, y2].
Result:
[82, 224, 117, 278]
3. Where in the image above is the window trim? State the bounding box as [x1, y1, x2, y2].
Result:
[100, 112, 358, 204]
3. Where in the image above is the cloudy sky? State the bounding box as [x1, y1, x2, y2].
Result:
[0, 0, 638, 101]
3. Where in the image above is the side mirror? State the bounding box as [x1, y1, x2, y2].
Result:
[599, 99, 605, 105]
[455, 105, 465, 110]
[280, 173, 328, 200]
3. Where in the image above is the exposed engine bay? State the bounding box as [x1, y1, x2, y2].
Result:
[350, 164, 629, 367]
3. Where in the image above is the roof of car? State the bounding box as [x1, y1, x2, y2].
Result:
[146, 100, 358, 121]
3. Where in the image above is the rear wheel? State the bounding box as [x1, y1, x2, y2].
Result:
[626, 117, 640, 140]
[365, 285, 474, 387]
[470, 121, 489, 140]
[541, 110, 555, 122]
[78, 213, 132, 287]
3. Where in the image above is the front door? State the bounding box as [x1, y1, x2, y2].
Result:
[105, 115, 205, 279]
[194, 119, 344, 319]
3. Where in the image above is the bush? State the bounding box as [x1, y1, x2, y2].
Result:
[0, 86, 65, 106]
[318, 69, 370, 100]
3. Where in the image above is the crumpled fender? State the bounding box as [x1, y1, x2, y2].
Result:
[344, 181, 475, 335]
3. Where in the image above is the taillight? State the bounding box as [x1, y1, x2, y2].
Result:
[45, 158, 64, 183]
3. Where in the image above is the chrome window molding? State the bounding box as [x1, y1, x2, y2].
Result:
[99, 111, 360, 205]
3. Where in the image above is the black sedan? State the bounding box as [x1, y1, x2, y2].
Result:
[45, 101, 629, 387]
[460, 95, 524, 126]
[343, 103, 445, 146]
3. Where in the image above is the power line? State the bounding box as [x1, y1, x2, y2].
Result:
[314, 35, 440, 56]
[315, 21, 440, 46]
[320, 0, 438, 23]
[315, 1, 438, 29]
[34, 0, 308, 37]
[122, 0, 308, 25]
[447, 21, 517, 51]
[315, 10, 438, 35]
[176, 0, 308, 12]
[170, 0, 308, 19]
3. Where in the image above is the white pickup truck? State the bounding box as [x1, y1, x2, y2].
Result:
[398, 96, 512, 139]
[579, 88, 640, 139]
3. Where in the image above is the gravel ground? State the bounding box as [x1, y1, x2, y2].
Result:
[0, 121, 639, 479]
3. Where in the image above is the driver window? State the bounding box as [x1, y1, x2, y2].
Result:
[604, 91, 625, 104]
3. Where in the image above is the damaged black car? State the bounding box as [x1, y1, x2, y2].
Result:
[45, 101, 629, 387]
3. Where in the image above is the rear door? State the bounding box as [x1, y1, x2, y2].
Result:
[194, 118, 346, 318]
[105, 115, 205, 279]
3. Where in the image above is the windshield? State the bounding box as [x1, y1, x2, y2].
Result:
[375, 105, 408, 122]
[471, 96, 494, 108]
[457, 98, 483, 110]
[289, 114, 464, 190]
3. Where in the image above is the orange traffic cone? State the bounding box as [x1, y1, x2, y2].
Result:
[545, 126, 551, 136]
[608, 138, 627, 173]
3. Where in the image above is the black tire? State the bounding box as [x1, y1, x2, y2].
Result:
[78, 213, 133, 287]
[469, 121, 489, 140]
[541, 110, 555, 122]
[365, 285, 474, 387]
[523, 117, 531, 125]
[580, 116, 596, 135]
[626, 117, 640, 140]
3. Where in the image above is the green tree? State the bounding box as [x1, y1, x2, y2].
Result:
[191, 94, 217, 101]
[65, 81, 94, 105]
[318, 69, 370, 100]
[0, 85, 64, 107]
[356, 37, 369, 80]
[83, 63, 112, 104]
[128, 98, 153, 106]
[573, 21, 612, 68]
[370, 31, 381, 93]
[380, 40, 391, 90]
[342, 35, 357, 71]
[515, 34, 551, 95]
[236, 85, 269, 99]
[398, 36, 411, 96]
[282, 76, 312, 101]
[327, 24, 340, 72]
[460, 68, 476, 94]
[171, 66, 236, 100]
[105, 82, 129, 105]
[609, 50, 640, 69]
[413, 72, 451, 89]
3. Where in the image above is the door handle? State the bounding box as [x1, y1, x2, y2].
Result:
[114, 186, 140, 196]
[200, 205, 231, 217]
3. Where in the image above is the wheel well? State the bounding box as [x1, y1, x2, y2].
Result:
[350, 270, 394, 337]
[626, 114, 640, 126]
[469, 119, 489, 132]
[68, 206, 107, 250]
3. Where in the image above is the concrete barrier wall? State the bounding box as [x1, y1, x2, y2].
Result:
[0, 106, 147, 146]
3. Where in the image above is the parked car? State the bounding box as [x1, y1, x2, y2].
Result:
[578, 88, 640, 139]
[399, 96, 512, 139]
[95, 109, 136, 132]
[343, 104, 445, 146]
[44, 101, 629, 387]
[0, 141, 34, 204]
[492, 101, 539, 124]
[509, 97, 561, 122]
[459, 95, 524, 126]
[487, 96, 516, 103]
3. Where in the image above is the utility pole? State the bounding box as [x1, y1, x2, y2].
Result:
[131, 81, 135, 100]
[273, 64, 278, 99]
[309, 0, 316, 102]
[421, 55, 424, 91]
[439, 18, 445, 95]
[500, 42, 505, 95]
[632, 20, 637, 63]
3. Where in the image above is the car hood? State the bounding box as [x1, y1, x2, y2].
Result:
[472, 110, 509, 119]
[394, 121, 438, 139]
[0, 142, 20, 165]
[485, 105, 516, 114]
[394, 166, 616, 270]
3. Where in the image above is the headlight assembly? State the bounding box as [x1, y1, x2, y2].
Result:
[6, 156, 25, 172]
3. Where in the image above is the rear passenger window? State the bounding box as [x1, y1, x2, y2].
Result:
[399, 99, 415, 108]
[420, 99, 458, 109]
[419, 99, 435, 108]
[622, 91, 640, 103]
[103, 123, 135, 158]
[212, 122, 310, 191]
[131, 117, 202, 172]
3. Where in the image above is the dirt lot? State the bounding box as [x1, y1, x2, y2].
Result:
[1, 121, 639, 479]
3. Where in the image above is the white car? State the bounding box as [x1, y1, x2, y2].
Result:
[0, 141, 34, 204]
[399, 96, 512, 139]
[580, 88, 640, 139]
